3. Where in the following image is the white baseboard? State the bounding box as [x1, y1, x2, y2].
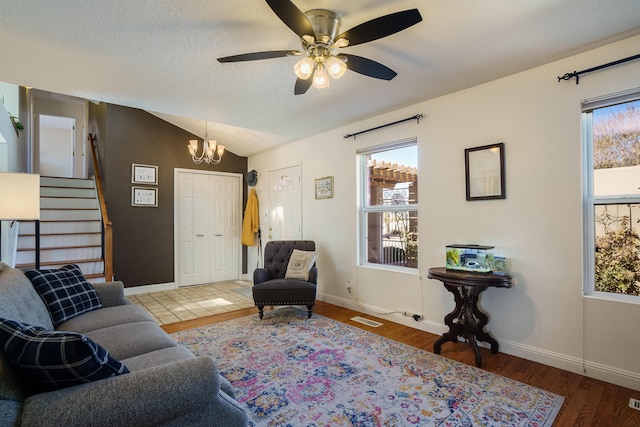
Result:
[124, 282, 176, 296]
[317, 292, 640, 392]
[318, 292, 447, 336]
[498, 338, 640, 391]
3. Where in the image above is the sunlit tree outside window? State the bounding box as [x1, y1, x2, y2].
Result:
[587, 99, 640, 296]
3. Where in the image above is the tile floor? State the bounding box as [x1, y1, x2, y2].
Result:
[127, 281, 255, 325]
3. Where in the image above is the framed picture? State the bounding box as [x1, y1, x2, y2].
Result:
[315, 176, 334, 199]
[132, 187, 158, 207]
[465, 143, 505, 201]
[132, 163, 158, 185]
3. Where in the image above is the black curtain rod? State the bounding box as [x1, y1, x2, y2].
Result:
[344, 114, 423, 140]
[557, 52, 640, 84]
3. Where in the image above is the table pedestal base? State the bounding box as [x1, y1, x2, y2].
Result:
[433, 283, 499, 368]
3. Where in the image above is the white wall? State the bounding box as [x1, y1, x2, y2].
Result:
[248, 34, 640, 391]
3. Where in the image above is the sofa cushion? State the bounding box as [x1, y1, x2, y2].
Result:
[25, 264, 103, 327]
[0, 263, 54, 330]
[85, 321, 178, 360]
[284, 249, 318, 281]
[0, 318, 129, 392]
[56, 304, 155, 334]
[121, 346, 194, 372]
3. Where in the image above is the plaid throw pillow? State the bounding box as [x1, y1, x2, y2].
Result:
[25, 264, 102, 326]
[0, 318, 129, 392]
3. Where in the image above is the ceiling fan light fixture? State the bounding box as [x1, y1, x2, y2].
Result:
[294, 56, 315, 80]
[334, 38, 349, 48]
[312, 62, 330, 89]
[326, 55, 347, 79]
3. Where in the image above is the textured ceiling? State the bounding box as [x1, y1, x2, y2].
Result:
[1, 0, 640, 156]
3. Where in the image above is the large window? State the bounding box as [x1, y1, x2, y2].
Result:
[358, 140, 418, 269]
[583, 91, 640, 298]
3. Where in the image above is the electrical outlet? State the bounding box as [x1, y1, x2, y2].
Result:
[402, 312, 423, 321]
[346, 281, 351, 294]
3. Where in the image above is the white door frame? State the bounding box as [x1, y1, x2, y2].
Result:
[174, 168, 243, 286]
[30, 89, 87, 178]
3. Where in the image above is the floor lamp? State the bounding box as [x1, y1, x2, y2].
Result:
[0, 173, 41, 268]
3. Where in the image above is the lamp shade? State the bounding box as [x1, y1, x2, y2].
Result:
[312, 63, 330, 89]
[294, 57, 315, 80]
[326, 56, 347, 79]
[0, 173, 40, 220]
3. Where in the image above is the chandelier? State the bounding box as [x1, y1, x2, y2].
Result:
[187, 121, 225, 164]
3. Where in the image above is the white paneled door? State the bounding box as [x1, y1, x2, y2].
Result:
[267, 165, 301, 241]
[175, 169, 241, 286]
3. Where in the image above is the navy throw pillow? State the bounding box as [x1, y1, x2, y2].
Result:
[0, 318, 129, 392]
[25, 264, 102, 326]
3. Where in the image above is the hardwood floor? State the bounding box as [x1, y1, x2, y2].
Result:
[162, 300, 640, 427]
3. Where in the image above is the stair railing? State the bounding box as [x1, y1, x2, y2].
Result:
[88, 133, 114, 281]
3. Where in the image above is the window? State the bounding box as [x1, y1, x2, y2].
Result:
[358, 140, 418, 269]
[583, 91, 640, 298]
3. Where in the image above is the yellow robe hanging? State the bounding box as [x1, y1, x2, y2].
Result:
[241, 188, 259, 246]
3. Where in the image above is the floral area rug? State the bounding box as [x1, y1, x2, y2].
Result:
[171, 307, 563, 426]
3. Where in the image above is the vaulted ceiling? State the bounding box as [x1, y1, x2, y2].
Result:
[1, 0, 640, 156]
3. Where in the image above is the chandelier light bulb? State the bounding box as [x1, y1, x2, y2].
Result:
[312, 63, 330, 89]
[326, 56, 347, 79]
[294, 57, 315, 80]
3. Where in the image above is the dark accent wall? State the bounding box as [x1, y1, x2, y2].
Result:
[88, 103, 248, 287]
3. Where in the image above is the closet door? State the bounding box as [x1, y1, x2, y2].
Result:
[176, 171, 195, 286]
[209, 174, 241, 281]
[175, 170, 241, 286]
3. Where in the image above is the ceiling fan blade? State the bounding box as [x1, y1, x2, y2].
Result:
[335, 9, 422, 47]
[343, 54, 397, 80]
[266, 0, 315, 40]
[217, 50, 299, 62]
[294, 78, 312, 95]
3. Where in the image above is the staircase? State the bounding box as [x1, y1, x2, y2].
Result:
[16, 176, 106, 283]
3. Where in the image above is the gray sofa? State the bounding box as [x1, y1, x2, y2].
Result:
[0, 262, 248, 426]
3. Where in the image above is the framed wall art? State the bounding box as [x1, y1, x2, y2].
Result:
[132, 187, 158, 207]
[132, 163, 158, 185]
[465, 143, 505, 201]
[315, 176, 334, 199]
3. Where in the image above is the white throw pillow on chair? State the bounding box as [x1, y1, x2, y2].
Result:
[284, 249, 318, 281]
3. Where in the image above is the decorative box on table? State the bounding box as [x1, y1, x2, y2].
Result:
[445, 244, 494, 273]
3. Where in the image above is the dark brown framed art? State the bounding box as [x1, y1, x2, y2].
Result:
[465, 143, 505, 201]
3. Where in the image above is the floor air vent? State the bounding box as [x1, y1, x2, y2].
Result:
[351, 316, 383, 327]
[630, 398, 640, 411]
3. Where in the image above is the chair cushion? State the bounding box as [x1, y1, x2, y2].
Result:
[0, 318, 128, 392]
[285, 249, 318, 281]
[252, 279, 316, 304]
[25, 264, 102, 327]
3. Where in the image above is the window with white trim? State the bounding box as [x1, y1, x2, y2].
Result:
[358, 140, 418, 269]
[583, 90, 640, 298]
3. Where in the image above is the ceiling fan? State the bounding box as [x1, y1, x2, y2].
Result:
[217, 0, 422, 95]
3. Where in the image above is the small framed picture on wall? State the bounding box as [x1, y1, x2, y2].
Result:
[132, 187, 158, 207]
[315, 176, 334, 199]
[132, 164, 158, 185]
[465, 143, 505, 201]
